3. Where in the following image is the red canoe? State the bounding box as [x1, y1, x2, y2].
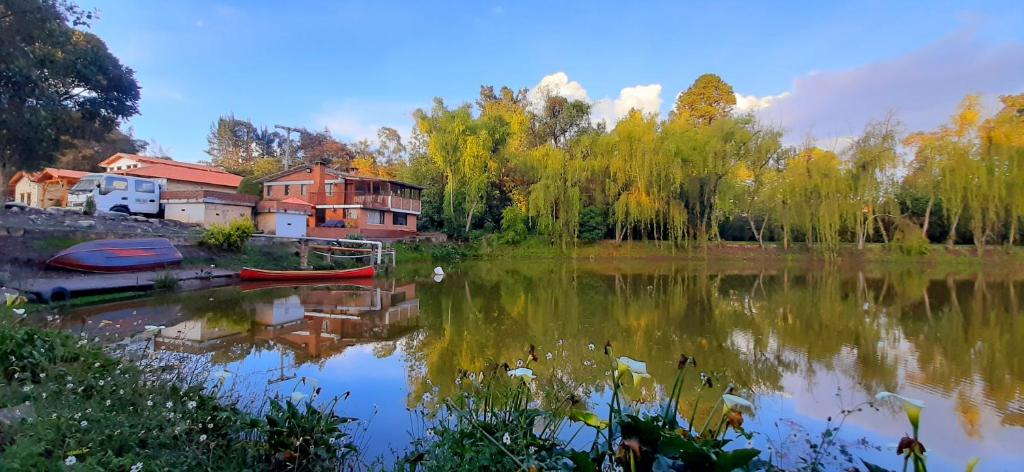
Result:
[47, 238, 183, 273]
[239, 266, 375, 281]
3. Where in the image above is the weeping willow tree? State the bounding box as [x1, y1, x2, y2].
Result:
[602, 110, 687, 243]
[980, 93, 1024, 246]
[778, 148, 848, 252]
[526, 145, 584, 248]
[845, 117, 901, 249]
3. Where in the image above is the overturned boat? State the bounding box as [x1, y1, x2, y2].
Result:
[47, 238, 183, 273]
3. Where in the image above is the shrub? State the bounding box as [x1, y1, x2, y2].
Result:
[499, 207, 528, 245]
[892, 217, 930, 256]
[83, 195, 96, 216]
[578, 206, 609, 243]
[200, 219, 256, 252]
[153, 272, 179, 291]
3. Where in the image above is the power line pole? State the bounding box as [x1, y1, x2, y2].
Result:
[274, 125, 303, 170]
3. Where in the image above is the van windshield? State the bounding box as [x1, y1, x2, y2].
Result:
[70, 176, 101, 192]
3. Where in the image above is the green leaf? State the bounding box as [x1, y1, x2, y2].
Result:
[713, 448, 760, 472]
[861, 459, 896, 472]
[569, 410, 608, 430]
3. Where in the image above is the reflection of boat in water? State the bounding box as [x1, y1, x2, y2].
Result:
[238, 279, 375, 292]
[239, 266, 375, 281]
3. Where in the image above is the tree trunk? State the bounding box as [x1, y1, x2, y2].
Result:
[748, 216, 765, 249]
[856, 217, 866, 250]
[878, 217, 889, 244]
[782, 223, 789, 250]
[464, 201, 477, 234]
[0, 165, 8, 215]
[922, 195, 934, 239]
[946, 210, 961, 249]
[1008, 217, 1018, 246]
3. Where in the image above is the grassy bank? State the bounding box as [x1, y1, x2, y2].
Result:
[0, 299, 360, 471]
[397, 236, 1024, 271]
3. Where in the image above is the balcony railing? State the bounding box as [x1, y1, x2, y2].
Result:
[303, 191, 420, 213]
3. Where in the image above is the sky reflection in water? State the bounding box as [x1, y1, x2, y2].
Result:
[60, 261, 1024, 470]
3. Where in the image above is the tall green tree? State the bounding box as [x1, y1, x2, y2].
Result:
[670, 73, 737, 127]
[1, 0, 140, 208]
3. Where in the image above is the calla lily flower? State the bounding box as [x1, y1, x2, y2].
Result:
[143, 325, 165, 334]
[616, 356, 648, 376]
[722, 394, 755, 414]
[5, 293, 26, 307]
[507, 368, 535, 381]
[13, 308, 26, 316]
[289, 391, 309, 403]
[875, 392, 925, 434]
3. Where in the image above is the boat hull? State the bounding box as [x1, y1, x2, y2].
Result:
[47, 238, 183, 273]
[239, 266, 375, 281]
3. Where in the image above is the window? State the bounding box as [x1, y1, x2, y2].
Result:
[284, 185, 290, 196]
[393, 212, 408, 226]
[265, 186, 271, 197]
[101, 176, 128, 195]
[325, 183, 334, 196]
[344, 208, 358, 220]
[367, 210, 384, 225]
[135, 180, 156, 193]
[300, 184, 307, 195]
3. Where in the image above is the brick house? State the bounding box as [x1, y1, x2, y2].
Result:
[256, 161, 422, 239]
[99, 153, 243, 193]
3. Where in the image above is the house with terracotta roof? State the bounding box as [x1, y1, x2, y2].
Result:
[7, 168, 89, 208]
[99, 153, 243, 193]
[256, 160, 422, 239]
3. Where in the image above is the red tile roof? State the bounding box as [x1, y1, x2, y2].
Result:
[101, 153, 243, 188]
[38, 168, 89, 181]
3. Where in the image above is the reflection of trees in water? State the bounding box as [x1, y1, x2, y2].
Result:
[403, 262, 1024, 425]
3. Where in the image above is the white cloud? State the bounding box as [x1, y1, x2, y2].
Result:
[528, 72, 590, 107]
[734, 92, 790, 113]
[734, 29, 1024, 144]
[529, 72, 663, 127]
[312, 99, 421, 143]
[592, 84, 664, 126]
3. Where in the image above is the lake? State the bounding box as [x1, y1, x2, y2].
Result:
[54, 260, 1024, 470]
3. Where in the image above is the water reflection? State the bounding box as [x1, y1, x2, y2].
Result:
[56, 261, 1024, 470]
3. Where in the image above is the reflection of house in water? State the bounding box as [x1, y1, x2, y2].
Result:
[150, 282, 419, 361]
[272, 282, 420, 361]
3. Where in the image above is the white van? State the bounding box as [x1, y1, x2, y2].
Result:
[67, 173, 162, 215]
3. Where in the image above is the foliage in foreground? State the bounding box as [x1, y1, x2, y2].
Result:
[0, 297, 356, 471]
[399, 344, 763, 472]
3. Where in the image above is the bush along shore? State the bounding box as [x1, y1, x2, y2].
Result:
[0, 294, 360, 471]
[0, 295, 980, 471]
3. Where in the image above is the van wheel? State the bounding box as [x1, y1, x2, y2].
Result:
[110, 205, 130, 214]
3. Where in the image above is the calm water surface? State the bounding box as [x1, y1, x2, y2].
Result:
[57, 260, 1024, 470]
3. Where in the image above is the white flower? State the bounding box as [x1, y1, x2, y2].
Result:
[187, 401, 197, 410]
[289, 391, 309, 403]
[130, 463, 144, 472]
[507, 368, 535, 381]
[165, 401, 173, 408]
[98, 380, 104, 386]
[22, 385, 32, 392]
[722, 394, 755, 414]
[80, 420, 88, 428]
[588, 343, 595, 351]
[12, 308, 25, 315]
[93, 362, 100, 368]
[146, 400, 153, 407]
[64, 456, 77, 466]
[545, 352, 553, 360]
[516, 359, 524, 367]
[199, 434, 207, 442]
[502, 432, 511, 445]
[454, 377, 462, 385]
[39, 373, 45, 379]
[105, 400, 112, 406]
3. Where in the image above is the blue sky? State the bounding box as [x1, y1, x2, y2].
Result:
[79, 1, 1024, 162]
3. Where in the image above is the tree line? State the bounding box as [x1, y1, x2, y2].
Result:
[399, 76, 1024, 254]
